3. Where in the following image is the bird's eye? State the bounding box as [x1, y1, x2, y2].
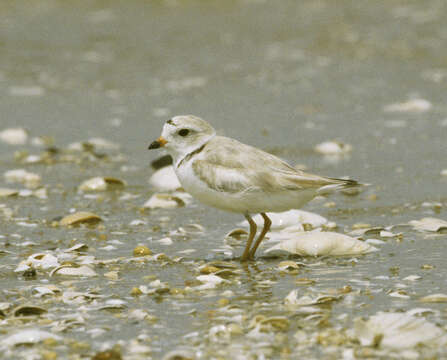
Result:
[178, 129, 190, 137]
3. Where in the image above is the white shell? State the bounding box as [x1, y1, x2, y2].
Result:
[419, 294, 447, 303]
[50, 265, 97, 277]
[265, 231, 378, 256]
[149, 166, 182, 192]
[0, 128, 28, 145]
[409, 217, 447, 232]
[384, 98, 432, 113]
[240, 209, 328, 230]
[14, 253, 60, 272]
[143, 193, 185, 209]
[352, 311, 447, 349]
[195, 274, 227, 290]
[79, 177, 126, 192]
[1, 329, 61, 347]
[314, 141, 352, 155]
[4, 169, 41, 189]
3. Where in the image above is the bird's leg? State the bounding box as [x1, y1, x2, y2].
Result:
[248, 213, 272, 259]
[241, 214, 257, 261]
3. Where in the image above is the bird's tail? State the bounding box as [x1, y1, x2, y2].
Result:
[317, 178, 363, 194]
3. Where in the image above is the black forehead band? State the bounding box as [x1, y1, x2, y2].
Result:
[166, 119, 175, 125]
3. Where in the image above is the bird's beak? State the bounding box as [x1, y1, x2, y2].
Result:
[148, 136, 168, 150]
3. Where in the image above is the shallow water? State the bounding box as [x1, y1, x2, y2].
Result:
[1, 0, 447, 359]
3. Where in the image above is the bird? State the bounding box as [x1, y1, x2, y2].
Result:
[148, 115, 359, 261]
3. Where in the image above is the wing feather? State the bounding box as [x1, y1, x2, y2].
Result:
[192, 136, 357, 194]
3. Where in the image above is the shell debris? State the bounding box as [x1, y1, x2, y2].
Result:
[59, 211, 102, 226]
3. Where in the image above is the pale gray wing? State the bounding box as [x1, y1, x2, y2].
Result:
[192, 136, 356, 194]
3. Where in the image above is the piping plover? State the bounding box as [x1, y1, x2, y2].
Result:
[148, 115, 359, 261]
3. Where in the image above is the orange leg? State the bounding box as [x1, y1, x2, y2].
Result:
[249, 213, 271, 259]
[241, 214, 257, 261]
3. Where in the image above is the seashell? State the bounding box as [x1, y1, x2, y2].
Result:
[295, 278, 316, 286]
[314, 141, 352, 155]
[162, 348, 195, 360]
[352, 311, 447, 349]
[199, 265, 220, 274]
[4, 169, 41, 189]
[32, 285, 61, 298]
[87, 137, 120, 150]
[149, 165, 182, 192]
[13, 305, 47, 317]
[265, 230, 378, 256]
[98, 299, 127, 311]
[349, 226, 384, 237]
[157, 237, 173, 246]
[0, 188, 19, 197]
[284, 289, 341, 306]
[383, 98, 432, 113]
[79, 176, 126, 192]
[64, 243, 89, 252]
[60, 211, 102, 226]
[225, 228, 248, 239]
[143, 193, 185, 209]
[50, 265, 97, 277]
[419, 294, 447, 303]
[0, 127, 28, 145]
[409, 217, 447, 233]
[259, 316, 290, 332]
[277, 261, 300, 271]
[0, 303, 12, 318]
[133, 245, 152, 257]
[403, 275, 421, 281]
[240, 209, 328, 230]
[195, 274, 227, 290]
[179, 223, 205, 233]
[14, 253, 60, 272]
[1, 329, 61, 347]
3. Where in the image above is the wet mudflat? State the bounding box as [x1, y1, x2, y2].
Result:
[1, 0, 447, 359]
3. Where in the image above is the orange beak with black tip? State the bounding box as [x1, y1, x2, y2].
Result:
[148, 136, 167, 150]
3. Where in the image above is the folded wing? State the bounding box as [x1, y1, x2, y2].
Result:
[192, 136, 358, 194]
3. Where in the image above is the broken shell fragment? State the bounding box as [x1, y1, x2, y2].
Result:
[60, 211, 102, 226]
[277, 261, 300, 271]
[285, 289, 341, 306]
[225, 228, 248, 239]
[409, 217, 447, 233]
[143, 193, 185, 209]
[15, 253, 60, 272]
[50, 265, 97, 277]
[79, 176, 126, 192]
[265, 231, 378, 256]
